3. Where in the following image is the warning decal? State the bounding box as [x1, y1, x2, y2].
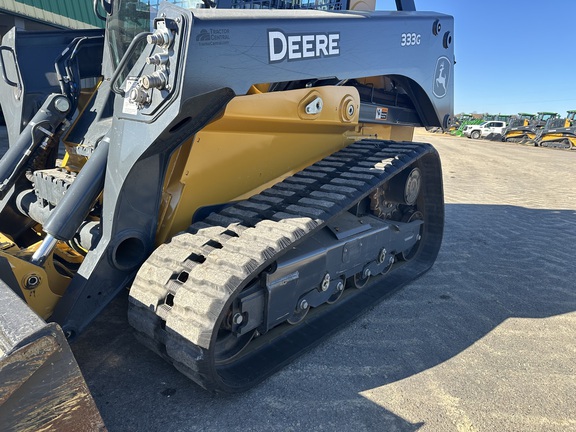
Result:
[376, 107, 388, 121]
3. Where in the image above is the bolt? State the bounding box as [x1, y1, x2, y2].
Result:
[336, 281, 344, 292]
[140, 71, 168, 90]
[24, 274, 40, 290]
[147, 28, 172, 47]
[388, 256, 395, 265]
[347, 104, 355, 117]
[147, 33, 162, 45]
[54, 97, 70, 113]
[146, 53, 169, 66]
[232, 313, 243, 325]
[432, 19, 441, 36]
[363, 268, 371, 279]
[299, 299, 309, 310]
[321, 273, 330, 291]
[378, 249, 387, 264]
[129, 86, 150, 105]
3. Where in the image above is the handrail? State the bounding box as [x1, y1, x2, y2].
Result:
[0, 46, 23, 100]
[110, 32, 152, 96]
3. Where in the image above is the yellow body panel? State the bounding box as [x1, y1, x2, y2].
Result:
[540, 133, 576, 145]
[156, 86, 362, 243]
[356, 123, 414, 142]
[541, 133, 564, 142]
[506, 130, 535, 140]
[0, 234, 70, 319]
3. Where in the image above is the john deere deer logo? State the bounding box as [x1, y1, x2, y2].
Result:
[433, 56, 450, 98]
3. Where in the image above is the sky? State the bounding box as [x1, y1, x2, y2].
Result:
[376, 0, 576, 116]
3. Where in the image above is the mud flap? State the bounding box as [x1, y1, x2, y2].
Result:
[0, 281, 105, 431]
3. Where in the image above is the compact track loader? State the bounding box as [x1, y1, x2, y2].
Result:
[0, 0, 453, 428]
[535, 110, 576, 150]
[503, 111, 557, 144]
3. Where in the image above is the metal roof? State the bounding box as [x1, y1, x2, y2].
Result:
[0, 0, 104, 29]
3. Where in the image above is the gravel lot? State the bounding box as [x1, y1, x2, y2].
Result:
[3, 127, 576, 431]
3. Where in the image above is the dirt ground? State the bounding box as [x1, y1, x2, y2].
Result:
[73, 130, 576, 431]
[2, 127, 575, 431]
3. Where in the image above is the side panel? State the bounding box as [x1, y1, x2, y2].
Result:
[119, 8, 454, 127]
[182, 10, 453, 118]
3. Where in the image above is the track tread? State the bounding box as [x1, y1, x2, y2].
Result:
[128, 139, 439, 391]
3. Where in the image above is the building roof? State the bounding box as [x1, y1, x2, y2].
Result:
[0, 0, 104, 29]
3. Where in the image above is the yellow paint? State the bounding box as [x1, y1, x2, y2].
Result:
[506, 130, 535, 140]
[355, 123, 415, 142]
[0, 234, 70, 319]
[156, 86, 363, 243]
[540, 133, 576, 146]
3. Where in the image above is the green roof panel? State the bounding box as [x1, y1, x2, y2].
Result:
[0, 0, 104, 29]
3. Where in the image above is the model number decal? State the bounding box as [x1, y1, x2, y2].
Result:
[401, 33, 421, 46]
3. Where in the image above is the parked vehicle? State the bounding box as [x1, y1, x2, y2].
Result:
[463, 121, 507, 139]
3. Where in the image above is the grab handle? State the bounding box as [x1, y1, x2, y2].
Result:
[0, 46, 23, 100]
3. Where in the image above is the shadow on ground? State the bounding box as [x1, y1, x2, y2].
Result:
[72, 203, 576, 431]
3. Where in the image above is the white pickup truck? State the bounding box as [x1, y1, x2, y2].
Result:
[463, 121, 507, 139]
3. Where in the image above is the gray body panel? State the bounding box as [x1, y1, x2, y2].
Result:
[118, 8, 453, 126]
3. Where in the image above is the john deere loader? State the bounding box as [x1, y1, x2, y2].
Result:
[535, 110, 576, 149]
[0, 0, 453, 428]
[503, 111, 557, 144]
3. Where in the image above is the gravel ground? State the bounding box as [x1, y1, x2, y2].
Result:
[3, 127, 576, 431]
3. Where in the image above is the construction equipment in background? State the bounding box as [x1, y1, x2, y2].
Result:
[451, 113, 483, 136]
[503, 111, 558, 144]
[0, 0, 453, 428]
[535, 110, 576, 150]
[482, 113, 512, 123]
[506, 113, 536, 127]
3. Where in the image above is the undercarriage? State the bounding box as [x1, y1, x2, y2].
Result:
[129, 139, 443, 391]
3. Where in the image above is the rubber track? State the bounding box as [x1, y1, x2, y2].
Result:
[128, 139, 437, 391]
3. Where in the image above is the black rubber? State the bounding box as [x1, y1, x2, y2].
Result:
[128, 139, 444, 392]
